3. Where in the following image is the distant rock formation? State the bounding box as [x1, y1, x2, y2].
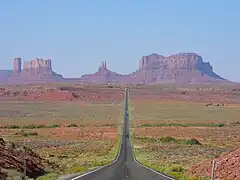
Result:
[13, 57, 22, 73]
[80, 61, 124, 84]
[7, 57, 63, 84]
[23, 58, 52, 72]
[138, 53, 223, 79]
[0, 52, 233, 84]
[129, 53, 226, 84]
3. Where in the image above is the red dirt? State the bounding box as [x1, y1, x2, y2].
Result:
[23, 91, 77, 101]
[0, 86, 124, 102]
[189, 148, 240, 180]
[0, 84, 240, 104]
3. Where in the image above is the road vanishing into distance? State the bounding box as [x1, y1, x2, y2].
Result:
[71, 89, 175, 180]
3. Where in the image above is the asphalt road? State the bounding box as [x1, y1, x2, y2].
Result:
[71, 89, 175, 180]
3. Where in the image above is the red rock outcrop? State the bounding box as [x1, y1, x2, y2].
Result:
[0, 138, 53, 179]
[189, 148, 240, 180]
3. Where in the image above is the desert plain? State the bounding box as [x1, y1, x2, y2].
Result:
[1, 83, 240, 180]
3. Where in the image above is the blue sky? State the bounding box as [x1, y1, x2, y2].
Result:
[0, 0, 239, 81]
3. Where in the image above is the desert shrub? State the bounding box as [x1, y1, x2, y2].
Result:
[170, 165, 185, 173]
[184, 139, 201, 145]
[3, 125, 20, 129]
[35, 173, 59, 180]
[160, 136, 177, 143]
[134, 136, 157, 142]
[47, 124, 60, 128]
[22, 124, 38, 129]
[36, 124, 47, 128]
[22, 124, 47, 129]
[102, 124, 117, 127]
[15, 130, 38, 137]
[26, 131, 38, 136]
[67, 166, 88, 173]
[217, 123, 224, 127]
[58, 86, 76, 91]
[67, 124, 78, 127]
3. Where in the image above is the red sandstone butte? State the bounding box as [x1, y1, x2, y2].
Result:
[0, 53, 234, 84]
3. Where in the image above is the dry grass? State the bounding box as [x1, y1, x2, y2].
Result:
[0, 100, 124, 179]
[131, 100, 240, 125]
[0, 101, 123, 125]
[131, 100, 240, 179]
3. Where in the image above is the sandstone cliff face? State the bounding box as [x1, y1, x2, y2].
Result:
[9, 58, 63, 83]
[22, 58, 54, 76]
[135, 53, 225, 84]
[139, 53, 214, 73]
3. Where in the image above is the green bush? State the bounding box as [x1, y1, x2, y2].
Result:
[184, 139, 201, 145]
[160, 136, 177, 143]
[3, 125, 20, 129]
[15, 130, 38, 137]
[22, 124, 47, 129]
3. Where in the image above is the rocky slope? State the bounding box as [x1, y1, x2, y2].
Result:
[190, 148, 240, 180]
[0, 138, 53, 179]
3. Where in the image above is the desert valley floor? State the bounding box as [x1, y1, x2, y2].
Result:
[1, 83, 240, 180]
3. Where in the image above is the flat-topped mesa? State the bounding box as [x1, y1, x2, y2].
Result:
[137, 52, 224, 81]
[139, 53, 211, 71]
[23, 58, 52, 72]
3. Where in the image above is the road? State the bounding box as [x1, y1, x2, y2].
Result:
[71, 89, 175, 180]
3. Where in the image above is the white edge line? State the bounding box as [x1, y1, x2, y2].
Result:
[70, 109, 125, 180]
[130, 135, 175, 180]
[128, 92, 175, 180]
[133, 158, 175, 180]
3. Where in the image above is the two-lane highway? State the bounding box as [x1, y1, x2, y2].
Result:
[71, 88, 175, 180]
